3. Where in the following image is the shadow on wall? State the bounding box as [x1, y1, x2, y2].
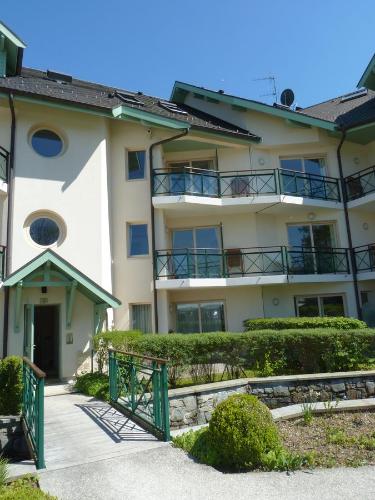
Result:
[16, 118, 106, 192]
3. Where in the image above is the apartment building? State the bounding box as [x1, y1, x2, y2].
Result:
[0, 21, 374, 378]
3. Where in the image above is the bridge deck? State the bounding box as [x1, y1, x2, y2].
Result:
[9, 392, 166, 476]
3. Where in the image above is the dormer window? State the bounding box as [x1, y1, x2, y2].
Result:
[0, 21, 26, 77]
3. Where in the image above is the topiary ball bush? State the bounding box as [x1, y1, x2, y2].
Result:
[209, 394, 281, 470]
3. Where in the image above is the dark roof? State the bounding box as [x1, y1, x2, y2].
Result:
[0, 68, 259, 141]
[300, 89, 375, 129]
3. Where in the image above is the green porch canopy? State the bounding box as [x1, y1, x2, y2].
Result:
[3, 249, 121, 332]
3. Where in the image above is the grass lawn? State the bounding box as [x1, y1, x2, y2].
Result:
[278, 410, 375, 468]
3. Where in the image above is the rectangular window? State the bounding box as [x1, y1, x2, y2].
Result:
[127, 150, 146, 180]
[131, 304, 152, 333]
[295, 295, 345, 317]
[129, 224, 149, 256]
[176, 302, 225, 333]
[280, 156, 326, 176]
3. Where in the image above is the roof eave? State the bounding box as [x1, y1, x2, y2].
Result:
[357, 54, 375, 90]
[171, 81, 337, 133]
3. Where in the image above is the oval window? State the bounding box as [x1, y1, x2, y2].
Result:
[29, 217, 60, 246]
[31, 129, 63, 157]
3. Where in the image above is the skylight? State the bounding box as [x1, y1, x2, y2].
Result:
[340, 88, 368, 103]
[116, 91, 144, 106]
[158, 100, 187, 115]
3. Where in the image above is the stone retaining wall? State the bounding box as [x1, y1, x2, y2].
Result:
[168, 370, 375, 429]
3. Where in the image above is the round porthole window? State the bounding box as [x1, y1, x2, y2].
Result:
[29, 217, 60, 246]
[31, 129, 63, 157]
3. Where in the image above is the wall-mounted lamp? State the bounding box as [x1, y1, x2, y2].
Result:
[363, 222, 369, 231]
[353, 157, 360, 165]
[258, 158, 265, 166]
[272, 298, 280, 306]
[308, 212, 316, 221]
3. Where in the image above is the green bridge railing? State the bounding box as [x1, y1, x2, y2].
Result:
[108, 349, 170, 441]
[22, 357, 45, 469]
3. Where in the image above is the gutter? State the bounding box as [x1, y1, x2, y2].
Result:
[2, 93, 16, 356]
[336, 129, 362, 319]
[149, 129, 189, 332]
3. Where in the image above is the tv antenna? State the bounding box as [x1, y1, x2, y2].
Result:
[253, 75, 278, 102]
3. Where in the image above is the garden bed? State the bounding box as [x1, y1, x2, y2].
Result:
[279, 410, 375, 468]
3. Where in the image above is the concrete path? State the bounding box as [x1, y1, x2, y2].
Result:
[38, 445, 375, 500]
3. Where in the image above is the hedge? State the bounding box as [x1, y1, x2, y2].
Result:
[0, 356, 23, 415]
[244, 317, 367, 331]
[94, 329, 375, 387]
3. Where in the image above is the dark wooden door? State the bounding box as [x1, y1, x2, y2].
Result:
[34, 305, 59, 378]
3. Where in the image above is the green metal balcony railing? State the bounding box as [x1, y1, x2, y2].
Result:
[155, 246, 350, 279]
[22, 357, 46, 469]
[345, 165, 375, 201]
[0, 146, 9, 183]
[354, 244, 375, 273]
[0, 246, 5, 281]
[152, 167, 341, 202]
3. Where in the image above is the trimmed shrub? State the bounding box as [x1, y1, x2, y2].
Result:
[244, 317, 367, 331]
[208, 394, 281, 469]
[0, 356, 23, 415]
[74, 373, 109, 401]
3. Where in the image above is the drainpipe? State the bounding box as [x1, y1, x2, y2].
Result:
[2, 93, 16, 356]
[336, 129, 362, 319]
[149, 128, 189, 332]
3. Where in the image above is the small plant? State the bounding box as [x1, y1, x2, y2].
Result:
[301, 389, 319, 425]
[261, 448, 313, 471]
[74, 372, 109, 401]
[0, 458, 8, 488]
[323, 395, 339, 414]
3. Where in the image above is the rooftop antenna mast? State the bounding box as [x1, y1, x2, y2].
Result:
[253, 75, 278, 102]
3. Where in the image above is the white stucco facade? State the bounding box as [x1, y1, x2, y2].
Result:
[0, 26, 374, 378]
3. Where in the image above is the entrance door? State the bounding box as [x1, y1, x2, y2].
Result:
[34, 305, 59, 378]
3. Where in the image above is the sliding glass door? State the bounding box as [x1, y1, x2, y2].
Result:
[287, 223, 337, 273]
[171, 227, 222, 278]
[176, 302, 225, 333]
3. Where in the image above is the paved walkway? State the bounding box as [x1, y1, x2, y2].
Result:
[9, 392, 375, 499]
[9, 392, 167, 477]
[39, 445, 375, 500]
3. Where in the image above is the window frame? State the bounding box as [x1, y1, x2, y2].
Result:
[286, 221, 339, 249]
[29, 127, 65, 159]
[279, 155, 327, 176]
[127, 222, 149, 258]
[130, 303, 152, 333]
[166, 157, 217, 172]
[174, 300, 226, 333]
[294, 293, 347, 317]
[170, 225, 222, 250]
[24, 211, 66, 249]
[126, 149, 147, 181]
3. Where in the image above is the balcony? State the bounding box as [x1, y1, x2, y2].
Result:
[354, 244, 375, 279]
[153, 167, 341, 202]
[155, 246, 350, 288]
[345, 166, 375, 201]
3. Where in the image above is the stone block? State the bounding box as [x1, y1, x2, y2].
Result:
[183, 396, 197, 412]
[366, 381, 375, 395]
[273, 385, 290, 397]
[331, 383, 346, 393]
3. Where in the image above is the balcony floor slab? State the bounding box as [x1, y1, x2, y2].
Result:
[155, 273, 352, 290]
[153, 194, 342, 215]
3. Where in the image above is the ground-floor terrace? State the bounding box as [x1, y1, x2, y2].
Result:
[156, 279, 375, 333]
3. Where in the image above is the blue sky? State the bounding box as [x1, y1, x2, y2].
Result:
[1, 1, 374, 107]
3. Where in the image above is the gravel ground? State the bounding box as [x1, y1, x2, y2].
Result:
[279, 411, 375, 468]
